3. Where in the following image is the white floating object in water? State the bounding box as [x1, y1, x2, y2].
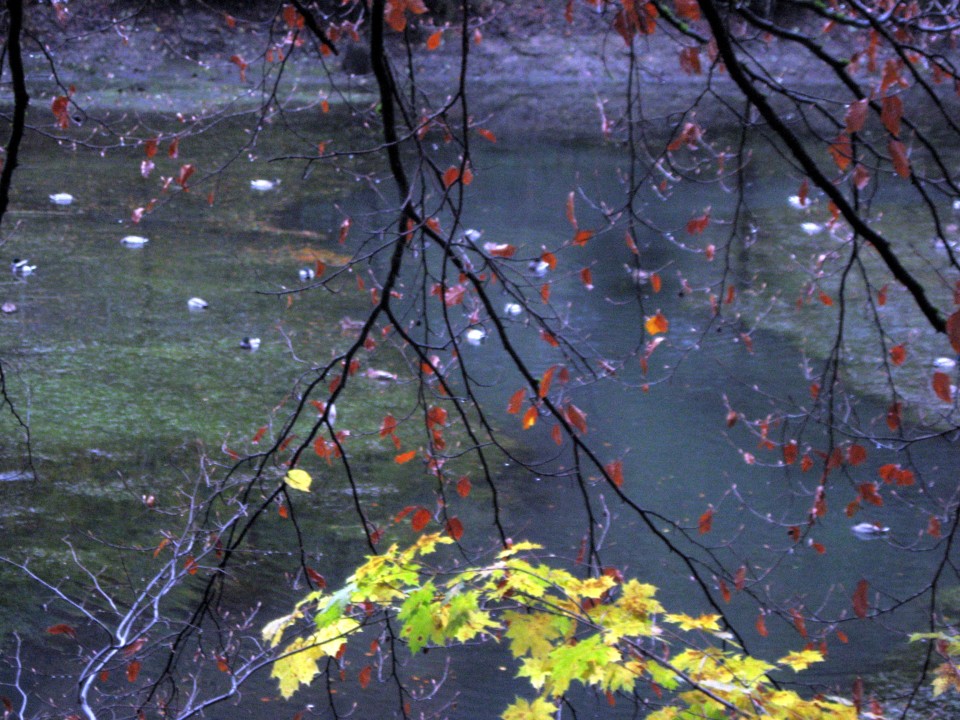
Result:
[788, 194, 810, 210]
[240, 336, 261, 350]
[529, 259, 550, 277]
[364, 368, 398, 382]
[2, 302, 17, 313]
[952, 199, 960, 213]
[250, 179, 277, 191]
[465, 327, 487, 345]
[851, 522, 889, 539]
[49, 192, 74, 205]
[120, 235, 149, 247]
[298, 267, 315, 282]
[10, 258, 36, 275]
[504, 302, 523, 316]
[801, 222, 823, 236]
[187, 297, 208, 310]
[933, 357, 957, 371]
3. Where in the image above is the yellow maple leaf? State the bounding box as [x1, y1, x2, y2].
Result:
[779, 648, 824, 672]
[501, 696, 556, 720]
[665, 612, 722, 632]
[285, 468, 312, 492]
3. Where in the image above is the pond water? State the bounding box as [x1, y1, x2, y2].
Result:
[0, 112, 956, 718]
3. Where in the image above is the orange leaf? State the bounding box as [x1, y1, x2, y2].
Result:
[933, 371, 953, 402]
[734, 565, 747, 592]
[539, 366, 556, 399]
[551, 424, 563, 445]
[791, 608, 808, 638]
[650, 273, 662, 292]
[685, 211, 710, 235]
[565, 403, 588, 434]
[395, 450, 417, 464]
[540, 328, 559, 347]
[565, 191, 577, 227]
[889, 138, 911, 178]
[445, 516, 464, 540]
[852, 579, 869, 619]
[539, 283, 551, 304]
[928, 515, 942, 538]
[426, 29, 443, 50]
[719, 579, 731, 603]
[411, 507, 431, 532]
[828, 133, 852, 171]
[756, 613, 768, 637]
[886, 401, 901, 431]
[889, 344, 906, 366]
[675, 0, 701, 21]
[783, 440, 798, 466]
[176, 163, 196, 188]
[852, 163, 871, 190]
[456, 476, 471, 497]
[306, 567, 326, 588]
[168, 137, 180, 159]
[507, 388, 525, 414]
[605, 460, 624, 488]
[522, 405, 538, 430]
[579, 267, 594, 290]
[144, 138, 158, 158]
[698, 507, 713, 534]
[877, 284, 888, 306]
[645, 310, 669, 335]
[442, 166, 460, 188]
[573, 229, 594, 246]
[477, 128, 497, 143]
[818, 290, 833, 306]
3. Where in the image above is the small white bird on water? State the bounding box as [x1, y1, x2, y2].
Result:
[298, 267, 315, 282]
[121, 235, 149, 247]
[851, 522, 889, 540]
[187, 297, 208, 310]
[240, 336, 261, 350]
[465, 327, 487, 345]
[49, 193, 74, 205]
[250, 179, 278, 192]
[11, 259, 36, 275]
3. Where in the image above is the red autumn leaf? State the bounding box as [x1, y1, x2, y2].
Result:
[565, 403, 588, 434]
[852, 579, 869, 619]
[704, 244, 715, 261]
[229, 54, 248, 82]
[881, 94, 903, 136]
[878, 463, 899, 483]
[540, 328, 560, 347]
[859, 482, 884, 506]
[51, 95, 70, 129]
[928, 515, 942, 538]
[676, 0, 701, 20]
[442, 166, 460, 188]
[184, 556, 198, 575]
[507, 388, 525, 414]
[306, 567, 326, 588]
[485, 243, 517, 258]
[144, 138, 158, 158]
[889, 344, 906, 366]
[812, 541, 826, 554]
[788, 526, 801, 542]
[791, 608, 808, 638]
[358, 665, 372, 689]
[756, 613, 768, 637]
[411, 507, 431, 532]
[579, 267, 594, 290]
[251, 425, 267, 444]
[896, 468, 915, 486]
[564, 0, 574, 22]
[650, 273, 662, 292]
[685, 211, 710, 235]
[477, 128, 497, 143]
[818, 290, 833, 306]
[877, 284, 888, 306]
[539, 366, 556, 399]
[734, 565, 747, 592]
[845, 98, 869, 134]
[168, 137, 180, 158]
[339, 217, 352, 244]
[725, 285, 735, 305]
[947, 309, 960, 353]
[889, 138, 911, 178]
[645, 310, 669, 335]
[445, 516, 464, 540]
[847, 443, 867, 466]
[176, 163, 196, 188]
[783, 440, 798, 465]
[679, 46, 701, 75]
[426, 29, 443, 50]
[828, 133, 852, 171]
[122, 638, 146, 657]
[605, 460, 624, 487]
[719, 579, 731, 603]
[283, 3, 304, 29]
[551, 424, 563, 445]
[932, 371, 953, 402]
[217, 655, 230, 673]
[456, 476, 471, 497]
[395, 450, 417, 464]
[573, 229, 594, 246]
[698, 507, 713, 534]
[126, 660, 141, 683]
[47, 624, 78, 639]
[426, 406, 448, 429]
[886, 401, 902, 431]
[565, 191, 577, 227]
